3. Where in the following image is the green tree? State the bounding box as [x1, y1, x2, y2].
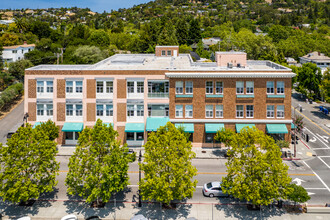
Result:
[188, 18, 201, 45]
[179, 44, 192, 53]
[0, 72, 15, 90]
[176, 19, 189, 45]
[14, 17, 28, 33]
[0, 43, 3, 70]
[214, 128, 235, 148]
[139, 122, 197, 205]
[293, 115, 304, 133]
[297, 63, 322, 99]
[0, 33, 21, 46]
[88, 30, 110, 48]
[157, 22, 178, 46]
[65, 119, 131, 205]
[0, 124, 59, 203]
[221, 127, 293, 206]
[320, 68, 330, 102]
[34, 120, 59, 141]
[287, 184, 310, 204]
[73, 45, 108, 64]
[8, 59, 33, 81]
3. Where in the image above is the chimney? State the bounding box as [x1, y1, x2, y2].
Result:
[216, 51, 247, 67]
[23, 41, 27, 45]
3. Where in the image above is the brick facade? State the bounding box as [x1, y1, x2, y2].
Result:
[28, 79, 36, 98]
[87, 79, 96, 99]
[27, 102, 36, 121]
[117, 79, 126, 99]
[57, 79, 65, 98]
[87, 103, 96, 121]
[117, 103, 126, 122]
[57, 103, 65, 121]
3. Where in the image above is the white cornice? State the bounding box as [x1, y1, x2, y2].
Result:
[165, 72, 296, 78]
[170, 119, 292, 123]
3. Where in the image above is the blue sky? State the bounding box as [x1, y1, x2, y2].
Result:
[0, 0, 152, 13]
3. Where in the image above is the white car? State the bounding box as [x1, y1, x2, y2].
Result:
[61, 215, 78, 220]
[202, 182, 228, 197]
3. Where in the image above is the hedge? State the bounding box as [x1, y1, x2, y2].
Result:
[0, 83, 23, 110]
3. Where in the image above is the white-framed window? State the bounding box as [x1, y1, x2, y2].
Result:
[277, 105, 284, 118]
[167, 50, 171, 56]
[236, 81, 244, 94]
[277, 81, 284, 94]
[126, 132, 144, 143]
[127, 82, 135, 93]
[175, 105, 183, 118]
[127, 104, 144, 121]
[137, 82, 144, 93]
[267, 81, 274, 94]
[236, 105, 244, 118]
[37, 104, 44, 116]
[246, 105, 254, 118]
[176, 81, 183, 94]
[185, 105, 193, 118]
[127, 80, 144, 98]
[37, 103, 53, 120]
[267, 105, 275, 118]
[148, 81, 169, 98]
[148, 104, 169, 117]
[46, 81, 53, 93]
[97, 104, 113, 117]
[246, 81, 254, 94]
[66, 104, 83, 117]
[96, 81, 113, 94]
[206, 81, 213, 94]
[185, 81, 193, 94]
[37, 81, 44, 93]
[127, 105, 135, 117]
[205, 105, 213, 118]
[161, 50, 166, 56]
[215, 105, 223, 118]
[96, 81, 103, 93]
[66, 80, 82, 94]
[46, 104, 53, 116]
[216, 82, 223, 94]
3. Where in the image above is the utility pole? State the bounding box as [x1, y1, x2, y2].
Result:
[138, 150, 142, 207]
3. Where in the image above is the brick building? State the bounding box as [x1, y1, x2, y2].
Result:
[25, 46, 295, 147]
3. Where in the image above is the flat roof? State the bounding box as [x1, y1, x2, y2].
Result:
[27, 54, 291, 72]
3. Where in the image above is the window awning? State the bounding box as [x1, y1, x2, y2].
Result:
[205, 123, 225, 133]
[146, 117, 169, 132]
[62, 122, 84, 132]
[125, 123, 144, 133]
[236, 124, 255, 133]
[266, 124, 288, 134]
[32, 122, 42, 129]
[175, 123, 194, 133]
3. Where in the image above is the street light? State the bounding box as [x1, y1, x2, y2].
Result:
[293, 104, 302, 157]
[138, 150, 142, 207]
[23, 112, 29, 126]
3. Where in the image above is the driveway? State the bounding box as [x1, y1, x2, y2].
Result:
[0, 101, 24, 145]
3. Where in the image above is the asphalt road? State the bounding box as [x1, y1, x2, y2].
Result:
[0, 101, 24, 145]
[291, 92, 330, 205]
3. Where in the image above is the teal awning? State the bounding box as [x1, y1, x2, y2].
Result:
[205, 123, 225, 133]
[32, 122, 42, 129]
[125, 123, 144, 133]
[266, 124, 288, 134]
[62, 122, 84, 132]
[236, 124, 255, 133]
[291, 123, 296, 129]
[175, 123, 194, 133]
[146, 117, 169, 132]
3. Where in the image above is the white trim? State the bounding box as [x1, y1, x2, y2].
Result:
[165, 72, 295, 78]
[169, 119, 292, 123]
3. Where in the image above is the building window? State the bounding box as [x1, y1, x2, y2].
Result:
[127, 105, 135, 117]
[161, 50, 165, 56]
[216, 82, 223, 94]
[106, 105, 113, 116]
[206, 105, 213, 118]
[236, 81, 244, 94]
[148, 104, 169, 117]
[246, 81, 254, 94]
[246, 105, 254, 118]
[66, 104, 73, 116]
[175, 81, 183, 94]
[215, 105, 223, 118]
[277, 105, 284, 118]
[66, 104, 82, 117]
[236, 105, 244, 118]
[137, 132, 144, 141]
[127, 104, 144, 117]
[137, 105, 144, 116]
[175, 105, 183, 118]
[37, 104, 44, 116]
[46, 104, 53, 116]
[185, 105, 193, 118]
[76, 105, 83, 116]
[97, 105, 104, 116]
[127, 132, 144, 141]
[75, 81, 83, 93]
[127, 82, 135, 93]
[267, 81, 274, 94]
[137, 82, 144, 93]
[206, 81, 213, 94]
[97, 81, 113, 94]
[277, 81, 284, 94]
[127, 132, 135, 141]
[66, 81, 73, 93]
[167, 50, 171, 56]
[148, 81, 169, 98]
[97, 104, 113, 117]
[205, 133, 214, 143]
[106, 81, 113, 93]
[12, 50, 17, 54]
[185, 81, 193, 94]
[267, 105, 275, 118]
[96, 81, 104, 93]
[46, 81, 53, 93]
[37, 81, 44, 93]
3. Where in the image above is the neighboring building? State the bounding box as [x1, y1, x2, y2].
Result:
[0, 19, 14, 25]
[25, 46, 295, 147]
[2, 42, 35, 65]
[285, 57, 301, 67]
[299, 51, 330, 73]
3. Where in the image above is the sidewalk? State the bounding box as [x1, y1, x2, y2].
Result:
[1, 199, 329, 220]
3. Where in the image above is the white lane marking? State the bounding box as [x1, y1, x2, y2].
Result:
[308, 192, 315, 195]
[316, 133, 329, 144]
[305, 188, 327, 190]
[128, 185, 204, 189]
[304, 128, 330, 148]
[293, 178, 306, 186]
[303, 161, 330, 193]
[318, 156, 330, 157]
[318, 157, 330, 169]
[310, 137, 317, 142]
[313, 148, 330, 150]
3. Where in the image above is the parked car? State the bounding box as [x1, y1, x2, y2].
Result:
[7, 122, 23, 139]
[202, 182, 228, 197]
[61, 215, 78, 220]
